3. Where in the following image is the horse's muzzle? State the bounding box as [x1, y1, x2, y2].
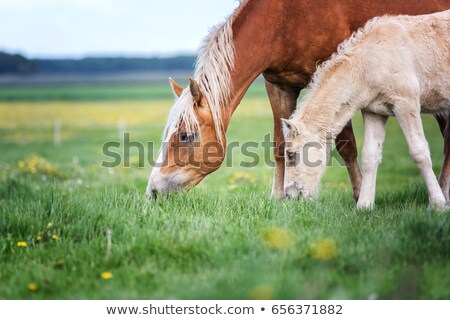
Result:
[146, 188, 159, 200]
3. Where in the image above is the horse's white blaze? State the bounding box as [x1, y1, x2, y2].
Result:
[283, 10, 450, 210]
[146, 149, 164, 196]
[146, 141, 189, 196]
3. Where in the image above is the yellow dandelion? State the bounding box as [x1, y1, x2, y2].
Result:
[36, 235, 42, 241]
[263, 228, 295, 249]
[229, 184, 238, 190]
[17, 241, 27, 247]
[101, 272, 113, 280]
[309, 239, 338, 261]
[47, 222, 53, 228]
[18, 161, 25, 170]
[18, 155, 59, 177]
[51, 234, 58, 240]
[234, 172, 244, 179]
[243, 172, 252, 179]
[227, 177, 235, 184]
[27, 283, 38, 292]
[250, 285, 274, 300]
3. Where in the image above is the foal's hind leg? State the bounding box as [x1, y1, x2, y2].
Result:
[357, 112, 388, 210]
[336, 121, 362, 201]
[393, 100, 447, 210]
[436, 112, 450, 203]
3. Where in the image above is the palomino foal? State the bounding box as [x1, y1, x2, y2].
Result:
[283, 11, 450, 210]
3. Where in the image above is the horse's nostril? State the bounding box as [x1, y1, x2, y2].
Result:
[146, 189, 159, 200]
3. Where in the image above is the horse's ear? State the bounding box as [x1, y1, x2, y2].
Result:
[189, 77, 202, 105]
[282, 118, 299, 136]
[169, 78, 183, 98]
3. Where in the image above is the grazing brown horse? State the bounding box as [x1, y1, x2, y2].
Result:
[147, 0, 450, 200]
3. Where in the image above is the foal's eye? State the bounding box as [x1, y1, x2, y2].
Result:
[286, 151, 297, 162]
[179, 132, 196, 143]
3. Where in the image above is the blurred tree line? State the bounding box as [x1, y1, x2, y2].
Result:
[0, 52, 37, 73]
[0, 51, 196, 74]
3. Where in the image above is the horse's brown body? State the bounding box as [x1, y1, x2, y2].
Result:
[225, 0, 450, 199]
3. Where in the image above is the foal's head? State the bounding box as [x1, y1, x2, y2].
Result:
[282, 119, 327, 199]
[146, 78, 225, 197]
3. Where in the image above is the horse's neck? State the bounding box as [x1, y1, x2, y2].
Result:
[219, 0, 283, 130]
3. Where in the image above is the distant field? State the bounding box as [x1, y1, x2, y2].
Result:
[0, 77, 267, 101]
[0, 84, 449, 299]
[0, 84, 172, 102]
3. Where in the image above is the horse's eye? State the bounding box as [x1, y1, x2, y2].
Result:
[179, 132, 196, 143]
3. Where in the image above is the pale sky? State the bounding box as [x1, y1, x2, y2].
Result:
[0, 0, 239, 58]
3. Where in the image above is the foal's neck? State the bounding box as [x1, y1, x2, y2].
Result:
[298, 72, 367, 139]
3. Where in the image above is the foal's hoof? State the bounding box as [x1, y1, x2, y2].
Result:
[427, 203, 450, 212]
[356, 201, 375, 211]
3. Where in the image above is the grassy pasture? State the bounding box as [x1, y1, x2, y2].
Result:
[0, 83, 449, 299]
[0, 81, 267, 102]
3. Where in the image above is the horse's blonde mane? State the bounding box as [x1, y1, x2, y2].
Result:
[194, 18, 235, 144]
[163, 1, 249, 144]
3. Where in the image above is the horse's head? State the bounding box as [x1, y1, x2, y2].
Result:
[282, 118, 327, 200]
[146, 78, 226, 197]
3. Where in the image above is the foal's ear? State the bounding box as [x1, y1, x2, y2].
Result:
[169, 78, 183, 98]
[189, 77, 203, 105]
[281, 118, 300, 136]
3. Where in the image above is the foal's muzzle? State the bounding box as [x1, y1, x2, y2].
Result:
[284, 182, 304, 199]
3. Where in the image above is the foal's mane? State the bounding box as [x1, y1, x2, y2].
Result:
[309, 16, 391, 90]
[291, 15, 396, 121]
[163, 1, 249, 144]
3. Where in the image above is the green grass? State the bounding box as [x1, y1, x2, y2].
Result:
[0, 84, 173, 101]
[0, 84, 449, 299]
[0, 81, 267, 102]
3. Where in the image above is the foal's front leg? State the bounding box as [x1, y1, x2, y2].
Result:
[357, 112, 388, 210]
[336, 121, 362, 201]
[393, 100, 447, 210]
